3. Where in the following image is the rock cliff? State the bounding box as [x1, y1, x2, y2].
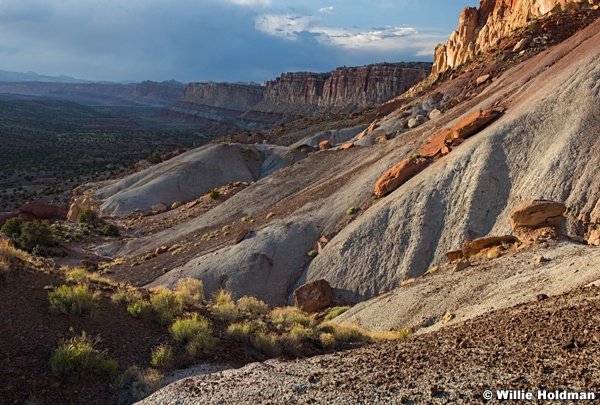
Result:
[259, 63, 431, 112]
[432, 0, 600, 74]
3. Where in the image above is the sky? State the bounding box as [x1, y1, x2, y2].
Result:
[0, 0, 477, 83]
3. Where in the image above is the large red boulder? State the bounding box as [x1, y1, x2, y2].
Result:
[293, 279, 333, 314]
[448, 108, 502, 140]
[374, 157, 429, 197]
[510, 200, 566, 242]
[418, 128, 451, 157]
[19, 203, 67, 222]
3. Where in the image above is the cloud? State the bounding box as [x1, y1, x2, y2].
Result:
[255, 14, 321, 40]
[319, 6, 334, 14]
[225, 0, 271, 6]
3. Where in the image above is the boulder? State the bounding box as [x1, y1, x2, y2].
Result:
[407, 115, 426, 128]
[461, 235, 519, 257]
[293, 279, 332, 313]
[513, 37, 529, 52]
[19, 203, 67, 222]
[418, 128, 451, 157]
[510, 200, 566, 242]
[374, 157, 429, 197]
[339, 142, 355, 150]
[67, 193, 99, 222]
[476, 74, 491, 86]
[429, 109, 442, 120]
[170, 201, 183, 210]
[446, 249, 464, 262]
[448, 108, 502, 140]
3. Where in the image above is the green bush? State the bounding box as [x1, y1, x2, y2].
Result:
[211, 289, 238, 322]
[48, 284, 99, 316]
[11, 220, 56, 253]
[324, 306, 350, 321]
[269, 307, 313, 328]
[114, 366, 163, 404]
[150, 344, 173, 370]
[102, 223, 120, 237]
[236, 296, 269, 316]
[77, 208, 100, 227]
[150, 288, 183, 325]
[208, 189, 220, 199]
[170, 315, 215, 356]
[251, 332, 281, 357]
[346, 207, 359, 215]
[174, 278, 204, 307]
[127, 300, 153, 319]
[1, 217, 24, 239]
[50, 331, 117, 382]
[227, 320, 266, 342]
[146, 153, 162, 164]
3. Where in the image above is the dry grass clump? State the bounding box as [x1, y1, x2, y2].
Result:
[227, 320, 267, 342]
[170, 315, 215, 356]
[111, 286, 143, 304]
[250, 332, 282, 357]
[269, 306, 314, 328]
[150, 344, 173, 370]
[48, 284, 99, 316]
[50, 331, 117, 382]
[324, 306, 350, 321]
[0, 239, 29, 276]
[175, 278, 205, 307]
[211, 289, 239, 322]
[236, 296, 269, 316]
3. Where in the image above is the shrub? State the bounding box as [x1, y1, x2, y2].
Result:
[236, 296, 269, 316]
[328, 323, 371, 343]
[150, 344, 173, 370]
[346, 207, 359, 215]
[324, 306, 350, 321]
[251, 332, 281, 357]
[175, 278, 204, 307]
[77, 208, 100, 227]
[102, 223, 120, 237]
[50, 331, 117, 382]
[18, 220, 55, 252]
[127, 300, 153, 319]
[146, 153, 162, 164]
[112, 287, 142, 304]
[66, 267, 89, 283]
[170, 315, 215, 356]
[269, 307, 313, 328]
[1, 217, 23, 239]
[290, 323, 315, 341]
[114, 365, 163, 404]
[307, 250, 317, 258]
[208, 189, 220, 199]
[0, 239, 28, 276]
[319, 332, 337, 348]
[48, 284, 99, 316]
[227, 320, 266, 342]
[150, 288, 183, 325]
[211, 289, 238, 322]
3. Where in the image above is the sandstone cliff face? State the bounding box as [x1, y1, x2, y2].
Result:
[180, 82, 264, 111]
[261, 63, 431, 111]
[433, 0, 600, 74]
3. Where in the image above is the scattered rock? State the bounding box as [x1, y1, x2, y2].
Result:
[453, 260, 470, 272]
[234, 230, 250, 245]
[442, 313, 455, 323]
[407, 115, 426, 128]
[510, 200, 566, 242]
[535, 293, 549, 302]
[374, 157, 429, 197]
[476, 74, 491, 85]
[446, 249, 464, 262]
[339, 142, 355, 150]
[418, 128, 451, 157]
[318, 140, 332, 150]
[155, 246, 168, 255]
[151, 203, 168, 213]
[448, 108, 502, 140]
[170, 201, 183, 210]
[462, 235, 519, 257]
[375, 133, 390, 143]
[186, 200, 199, 209]
[533, 255, 547, 264]
[401, 278, 416, 287]
[293, 279, 332, 314]
[513, 37, 529, 52]
[429, 109, 442, 120]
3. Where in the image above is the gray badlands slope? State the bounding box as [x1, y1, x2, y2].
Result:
[94, 17, 600, 309]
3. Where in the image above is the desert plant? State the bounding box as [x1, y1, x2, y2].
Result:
[324, 306, 350, 321]
[114, 365, 163, 404]
[211, 289, 238, 322]
[146, 153, 162, 164]
[227, 320, 266, 342]
[1, 217, 24, 239]
[150, 288, 183, 325]
[346, 206, 359, 215]
[127, 300, 153, 319]
[18, 220, 55, 252]
[112, 287, 142, 304]
[269, 307, 313, 328]
[170, 315, 215, 356]
[48, 284, 99, 316]
[102, 223, 120, 237]
[236, 296, 269, 316]
[0, 239, 28, 276]
[174, 278, 204, 307]
[307, 250, 317, 258]
[290, 323, 315, 341]
[65, 267, 89, 283]
[77, 208, 100, 228]
[208, 189, 220, 199]
[319, 332, 337, 348]
[50, 331, 117, 382]
[150, 344, 173, 370]
[251, 332, 281, 357]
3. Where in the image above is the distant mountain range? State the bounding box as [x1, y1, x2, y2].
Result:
[0, 69, 95, 83]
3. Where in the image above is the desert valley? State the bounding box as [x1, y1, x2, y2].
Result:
[2, 0, 600, 404]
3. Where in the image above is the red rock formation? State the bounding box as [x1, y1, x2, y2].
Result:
[19, 203, 67, 222]
[432, 0, 600, 75]
[510, 200, 566, 241]
[293, 279, 333, 313]
[448, 108, 502, 140]
[418, 128, 452, 157]
[374, 157, 430, 198]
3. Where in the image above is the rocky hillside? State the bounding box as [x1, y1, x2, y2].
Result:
[433, 0, 600, 74]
